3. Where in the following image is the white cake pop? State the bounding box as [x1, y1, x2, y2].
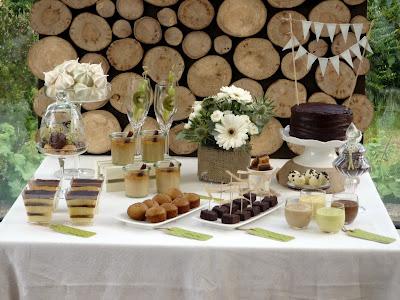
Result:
[308, 173, 321, 187]
[319, 171, 330, 186]
[288, 170, 301, 183]
[304, 169, 318, 184]
[293, 173, 306, 186]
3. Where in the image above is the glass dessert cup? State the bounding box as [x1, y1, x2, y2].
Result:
[285, 197, 312, 230]
[316, 202, 345, 234]
[154, 81, 177, 157]
[299, 189, 326, 218]
[66, 190, 100, 226]
[155, 159, 181, 194]
[332, 193, 360, 225]
[22, 189, 56, 225]
[246, 168, 276, 196]
[123, 163, 150, 198]
[141, 130, 166, 163]
[110, 132, 136, 165]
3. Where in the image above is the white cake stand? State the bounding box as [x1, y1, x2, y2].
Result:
[278, 126, 346, 193]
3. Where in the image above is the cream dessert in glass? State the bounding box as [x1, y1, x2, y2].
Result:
[22, 189, 56, 224]
[155, 159, 181, 194]
[124, 163, 150, 198]
[316, 202, 345, 233]
[285, 198, 312, 229]
[141, 130, 165, 163]
[299, 189, 326, 218]
[66, 190, 100, 225]
[110, 132, 136, 165]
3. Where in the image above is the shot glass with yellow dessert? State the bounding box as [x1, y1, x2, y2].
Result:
[299, 189, 326, 218]
[28, 179, 60, 210]
[155, 159, 181, 193]
[285, 197, 312, 229]
[22, 189, 56, 224]
[141, 130, 165, 163]
[110, 131, 136, 165]
[123, 163, 150, 198]
[316, 202, 345, 233]
[66, 190, 100, 225]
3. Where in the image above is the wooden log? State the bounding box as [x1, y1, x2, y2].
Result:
[82, 110, 121, 154]
[315, 62, 356, 99]
[342, 94, 374, 132]
[174, 86, 196, 121]
[217, 0, 267, 38]
[214, 35, 232, 55]
[250, 117, 284, 156]
[351, 15, 370, 34]
[343, 0, 366, 5]
[28, 36, 77, 80]
[134, 16, 162, 44]
[169, 123, 198, 155]
[178, 0, 215, 30]
[308, 39, 328, 57]
[112, 20, 132, 38]
[309, 0, 351, 37]
[182, 31, 212, 59]
[142, 46, 185, 83]
[96, 0, 115, 18]
[332, 32, 357, 56]
[110, 72, 150, 114]
[232, 78, 264, 99]
[69, 13, 112, 52]
[353, 58, 370, 75]
[281, 51, 309, 81]
[30, 0, 72, 35]
[144, 0, 179, 6]
[106, 38, 143, 71]
[164, 27, 183, 46]
[33, 87, 55, 117]
[265, 79, 307, 118]
[157, 8, 177, 27]
[287, 142, 305, 155]
[80, 53, 110, 75]
[187, 55, 232, 97]
[267, 0, 305, 8]
[82, 101, 108, 111]
[60, 0, 97, 9]
[308, 92, 337, 104]
[124, 117, 159, 132]
[267, 10, 308, 48]
[116, 0, 144, 20]
[233, 38, 280, 80]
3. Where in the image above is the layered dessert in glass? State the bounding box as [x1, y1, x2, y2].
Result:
[110, 131, 136, 165]
[22, 189, 56, 224]
[124, 163, 150, 198]
[28, 179, 60, 191]
[141, 130, 165, 163]
[66, 190, 100, 225]
[155, 159, 181, 194]
[70, 178, 103, 191]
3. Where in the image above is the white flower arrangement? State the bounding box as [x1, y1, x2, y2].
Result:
[43, 59, 110, 102]
[178, 85, 273, 151]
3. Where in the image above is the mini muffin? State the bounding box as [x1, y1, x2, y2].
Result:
[172, 197, 190, 214]
[153, 193, 172, 205]
[127, 203, 148, 221]
[143, 199, 159, 208]
[166, 187, 183, 200]
[161, 203, 178, 219]
[145, 206, 167, 223]
[183, 193, 200, 208]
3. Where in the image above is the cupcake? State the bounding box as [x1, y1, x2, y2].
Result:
[145, 206, 167, 223]
[172, 198, 190, 214]
[127, 203, 148, 221]
[161, 203, 178, 219]
[183, 193, 200, 209]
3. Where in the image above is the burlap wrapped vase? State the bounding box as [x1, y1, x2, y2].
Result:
[197, 144, 251, 183]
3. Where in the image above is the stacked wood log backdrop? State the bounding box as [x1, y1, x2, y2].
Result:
[29, 0, 369, 157]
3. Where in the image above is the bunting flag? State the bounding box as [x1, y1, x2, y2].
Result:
[352, 23, 363, 41]
[340, 24, 351, 42]
[313, 22, 324, 41]
[300, 20, 365, 42]
[295, 45, 307, 60]
[329, 56, 340, 75]
[283, 36, 300, 51]
[326, 24, 337, 42]
[306, 53, 318, 71]
[318, 57, 329, 76]
[302, 20, 312, 40]
[340, 49, 353, 68]
[350, 43, 362, 60]
[359, 36, 373, 53]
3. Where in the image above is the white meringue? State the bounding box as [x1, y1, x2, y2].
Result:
[92, 74, 108, 89]
[72, 64, 94, 87]
[60, 59, 79, 73]
[44, 70, 58, 86]
[73, 83, 91, 101]
[45, 85, 58, 98]
[54, 72, 74, 90]
[89, 63, 105, 76]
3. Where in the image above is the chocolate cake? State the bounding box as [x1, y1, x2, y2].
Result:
[290, 103, 352, 141]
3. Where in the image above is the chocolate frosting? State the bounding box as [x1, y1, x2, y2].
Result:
[23, 190, 56, 199]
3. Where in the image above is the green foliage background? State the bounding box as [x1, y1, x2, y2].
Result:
[0, 0, 399, 215]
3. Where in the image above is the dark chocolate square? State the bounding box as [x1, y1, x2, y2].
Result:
[221, 213, 240, 224]
[222, 203, 239, 213]
[212, 205, 229, 218]
[243, 192, 257, 202]
[262, 195, 278, 207]
[232, 198, 250, 209]
[234, 210, 251, 221]
[200, 209, 218, 221]
[253, 201, 269, 212]
[245, 206, 261, 217]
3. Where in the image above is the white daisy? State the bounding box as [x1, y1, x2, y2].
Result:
[184, 121, 192, 129]
[214, 114, 249, 150]
[223, 110, 232, 115]
[189, 112, 197, 120]
[210, 110, 223, 122]
[192, 101, 202, 114]
[218, 85, 253, 104]
[248, 122, 259, 135]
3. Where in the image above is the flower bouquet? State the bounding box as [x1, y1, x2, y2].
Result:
[178, 85, 274, 183]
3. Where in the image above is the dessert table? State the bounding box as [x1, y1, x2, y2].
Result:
[0, 156, 399, 300]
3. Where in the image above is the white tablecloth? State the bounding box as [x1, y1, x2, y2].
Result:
[0, 156, 399, 300]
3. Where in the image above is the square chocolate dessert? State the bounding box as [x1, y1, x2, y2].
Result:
[222, 203, 239, 213]
[200, 209, 218, 221]
[262, 195, 278, 207]
[244, 206, 261, 217]
[253, 201, 269, 212]
[212, 205, 229, 218]
[243, 192, 257, 202]
[221, 213, 240, 224]
[232, 198, 250, 208]
[234, 210, 251, 221]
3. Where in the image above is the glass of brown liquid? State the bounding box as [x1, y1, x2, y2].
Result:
[332, 193, 359, 225]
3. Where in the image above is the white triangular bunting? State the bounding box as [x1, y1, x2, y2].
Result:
[318, 57, 329, 76]
[350, 43, 363, 60]
[302, 20, 312, 40]
[282, 36, 299, 51]
[326, 24, 337, 42]
[340, 49, 354, 68]
[307, 53, 318, 70]
[359, 36, 373, 53]
[352, 23, 363, 41]
[295, 45, 307, 60]
[329, 56, 340, 75]
[314, 22, 324, 41]
[340, 24, 350, 42]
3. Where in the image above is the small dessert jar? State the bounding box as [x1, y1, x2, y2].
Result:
[315, 202, 345, 234]
[66, 190, 100, 226]
[155, 159, 181, 194]
[285, 197, 312, 229]
[141, 130, 165, 163]
[332, 193, 360, 225]
[110, 132, 136, 165]
[299, 189, 326, 218]
[22, 189, 56, 224]
[123, 163, 150, 198]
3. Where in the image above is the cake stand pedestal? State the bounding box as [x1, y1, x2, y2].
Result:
[278, 126, 346, 193]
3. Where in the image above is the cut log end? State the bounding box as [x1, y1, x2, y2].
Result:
[182, 31, 212, 59]
[250, 117, 284, 156]
[169, 123, 198, 155]
[214, 35, 232, 55]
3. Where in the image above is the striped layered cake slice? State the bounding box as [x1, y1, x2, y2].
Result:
[22, 190, 56, 224]
[66, 190, 100, 225]
[28, 179, 60, 192]
[70, 178, 103, 191]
